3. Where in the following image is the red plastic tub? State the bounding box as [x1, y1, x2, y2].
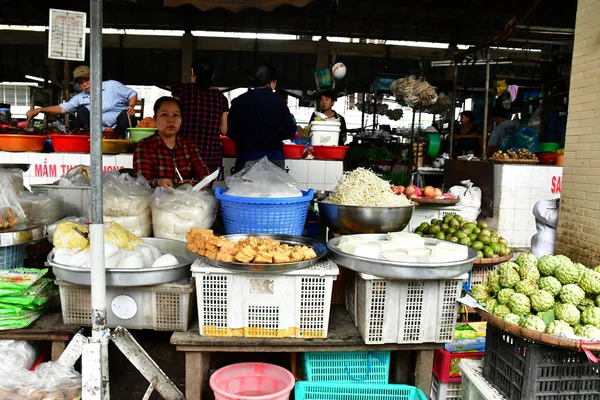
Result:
[50, 134, 91, 153]
[283, 144, 305, 159]
[537, 151, 557, 165]
[0, 134, 46, 152]
[312, 145, 349, 160]
[432, 348, 485, 383]
[220, 135, 237, 157]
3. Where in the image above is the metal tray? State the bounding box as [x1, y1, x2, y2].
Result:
[0, 222, 46, 247]
[327, 234, 477, 280]
[48, 237, 197, 286]
[198, 234, 327, 273]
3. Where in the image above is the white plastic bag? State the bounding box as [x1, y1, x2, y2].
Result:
[104, 214, 152, 238]
[0, 340, 37, 371]
[0, 175, 27, 227]
[531, 199, 560, 258]
[0, 168, 24, 195]
[101, 171, 152, 217]
[0, 361, 81, 399]
[448, 180, 482, 222]
[47, 217, 89, 244]
[19, 191, 65, 225]
[151, 185, 218, 241]
[58, 165, 90, 187]
[225, 156, 302, 198]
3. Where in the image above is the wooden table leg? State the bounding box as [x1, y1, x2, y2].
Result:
[414, 349, 434, 395]
[51, 341, 67, 362]
[392, 350, 411, 384]
[186, 351, 210, 400]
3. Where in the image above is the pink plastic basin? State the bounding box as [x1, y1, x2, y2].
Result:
[210, 362, 295, 400]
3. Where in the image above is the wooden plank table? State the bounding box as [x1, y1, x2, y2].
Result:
[171, 305, 442, 399]
[0, 309, 80, 361]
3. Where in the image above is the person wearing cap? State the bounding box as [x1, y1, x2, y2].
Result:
[26, 65, 138, 137]
[309, 89, 347, 145]
[227, 63, 296, 171]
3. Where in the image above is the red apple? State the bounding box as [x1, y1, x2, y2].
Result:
[404, 185, 417, 196]
[433, 188, 443, 197]
[398, 185, 405, 194]
[423, 186, 435, 198]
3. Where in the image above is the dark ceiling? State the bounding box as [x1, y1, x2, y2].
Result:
[0, 0, 576, 45]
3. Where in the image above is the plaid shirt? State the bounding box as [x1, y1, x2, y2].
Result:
[133, 133, 210, 187]
[172, 85, 229, 173]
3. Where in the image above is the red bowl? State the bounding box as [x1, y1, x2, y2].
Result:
[537, 152, 557, 165]
[283, 144, 305, 159]
[50, 134, 91, 153]
[0, 134, 46, 152]
[220, 135, 237, 157]
[312, 145, 349, 160]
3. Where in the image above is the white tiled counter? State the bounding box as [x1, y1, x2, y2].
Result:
[0, 152, 343, 192]
[484, 164, 562, 248]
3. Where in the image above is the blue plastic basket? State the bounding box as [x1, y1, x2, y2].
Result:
[0, 244, 26, 270]
[215, 187, 314, 235]
[294, 382, 428, 400]
[302, 351, 391, 384]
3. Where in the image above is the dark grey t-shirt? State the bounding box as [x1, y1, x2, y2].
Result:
[488, 120, 521, 147]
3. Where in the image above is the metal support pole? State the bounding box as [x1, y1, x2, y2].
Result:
[63, 61, 70, 132]
[449, 62, 458, 159]
[482, 48, 491, 158]
[361, 92, 366, 129]
[410, 108, 416, 167]
[88, 0, 110, 398]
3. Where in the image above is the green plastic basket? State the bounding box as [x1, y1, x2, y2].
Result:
[302, 351, 391, 384]
[314, 69, 333, 89]
[295, 382, 428, 400]
[538, 142, 560, 153]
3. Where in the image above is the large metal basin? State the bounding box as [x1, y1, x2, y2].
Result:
[327, 234, 477, 279]
[49, 237, 197, 286]
[317, 201, 414, 234]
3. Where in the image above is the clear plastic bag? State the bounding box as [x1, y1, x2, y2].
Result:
[0, 176, 26, 228]
[499, 126, 540, 153]
[101, 171, 153, 217]
[18, 191, 65, 225]
[151, 186, 218, 241]
[528, 106, 543, 131]
[0, 168, 24, 195]
[448, 180, 482, 222]
[47, 217, 89, 244]
[0, 361, 81, 399]
[0, 340, 37, 371]
[225, 156, 302, 198]
[104, 214, 152, 238]
[58, 165, 90, 187]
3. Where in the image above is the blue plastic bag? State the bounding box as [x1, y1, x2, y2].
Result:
[499, 126, 539, 153]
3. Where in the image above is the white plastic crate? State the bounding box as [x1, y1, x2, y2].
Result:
[31, 184, 90, 218]
[192, 259, 338, 338]
[460, 360, 506, 400]
[464, 264, 500, 291]
[407, 208, 462, 232]
[346, 271, 465, 344]
[430, 375, 462, 400]
[56, 278, 195, 331]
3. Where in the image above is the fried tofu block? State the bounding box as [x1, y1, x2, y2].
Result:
[248, 237, 259, 248]
[221, 243, 240, 255]
[257, 244, 269, 252]
[273, 252, 291, 263]
[235, 252, 253, 264]
[208, 236, 220, 246]
[190, 228, 213, 237]
[279, 243, 289, 251]
[197, 248, 206, 256]
[254, 253, 273, 264]
[205, 243, 219, 253]
[241, 245, 257, 259]
[187, 243, 197, 253]
[194, 237, 206, 249]
[302, 248, 317, 260]
[215, 238, 230, 247]
[290, 251, 304, 262]
[205, 250, 218, 260]
[217, 252, 235, 262]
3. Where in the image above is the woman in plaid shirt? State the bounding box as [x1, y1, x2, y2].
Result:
[133, 97, 210, 188]
[173, 58, 229, 173]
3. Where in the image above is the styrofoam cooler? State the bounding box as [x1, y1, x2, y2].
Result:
[56, 278, 195, 331]
[192, 259, 338, 338]
[346, 270, 466, 344]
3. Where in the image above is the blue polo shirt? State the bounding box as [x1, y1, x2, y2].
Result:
[61, 80, 137, 129]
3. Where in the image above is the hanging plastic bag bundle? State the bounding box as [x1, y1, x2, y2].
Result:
[448, 180, 482, 222]
[19, 191, 65, 225]
[225, 156, 303, 198]
[97, 171, 153, 237]
[0, 168, 24, 195]
[151, 185, 218, 241]
[0, 175, 27, 229]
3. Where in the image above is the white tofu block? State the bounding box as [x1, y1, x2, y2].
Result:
[339, 244, 357, 254]
[417, 255, 446, 263]
[387, 234, 425, 250]
[405, 248, 431, 257]
[377, 241, 401, 252]
[430, 247, 468, 262]
[381, 252, 417, 263]
[339, 235, 371, 245]
[353, 243, 380, 259]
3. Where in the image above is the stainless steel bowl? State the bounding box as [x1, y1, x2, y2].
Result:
[317, 201, 415, 234]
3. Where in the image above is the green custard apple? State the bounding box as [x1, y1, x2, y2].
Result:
[488, 270, 502, 293]
[521, 315, 546, 332]
[538, 254, 562, 277]
[482, 298, 500, 312]
[581, 307, 600, 328]
[515, 279, 538, 296]
[597, 295, 600, 308]
[508, 293, 531, 316]
[559, 284, 586, 305]
[470, 283, 491, 302]
[555, 262, 585, 285]
[493, 304, 511, 318]
[515, 253, 538, 269]
[503, 313, 522, 325]
[545, 320, 574, 336]
[555, 303, 581, 326]
[530, 290, 555, 312]
[497, 288, 516, 305]
[579, 269, 600, 296]
[499, 262, 521, 288]
[580, 325, 600, 339]
[538, 276, 562, 296]
[573, 324, 584, 336]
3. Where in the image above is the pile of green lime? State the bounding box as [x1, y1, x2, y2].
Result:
[414, 213, 511, 259]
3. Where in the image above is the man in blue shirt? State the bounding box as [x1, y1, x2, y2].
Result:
[26, 65, 138, 137]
